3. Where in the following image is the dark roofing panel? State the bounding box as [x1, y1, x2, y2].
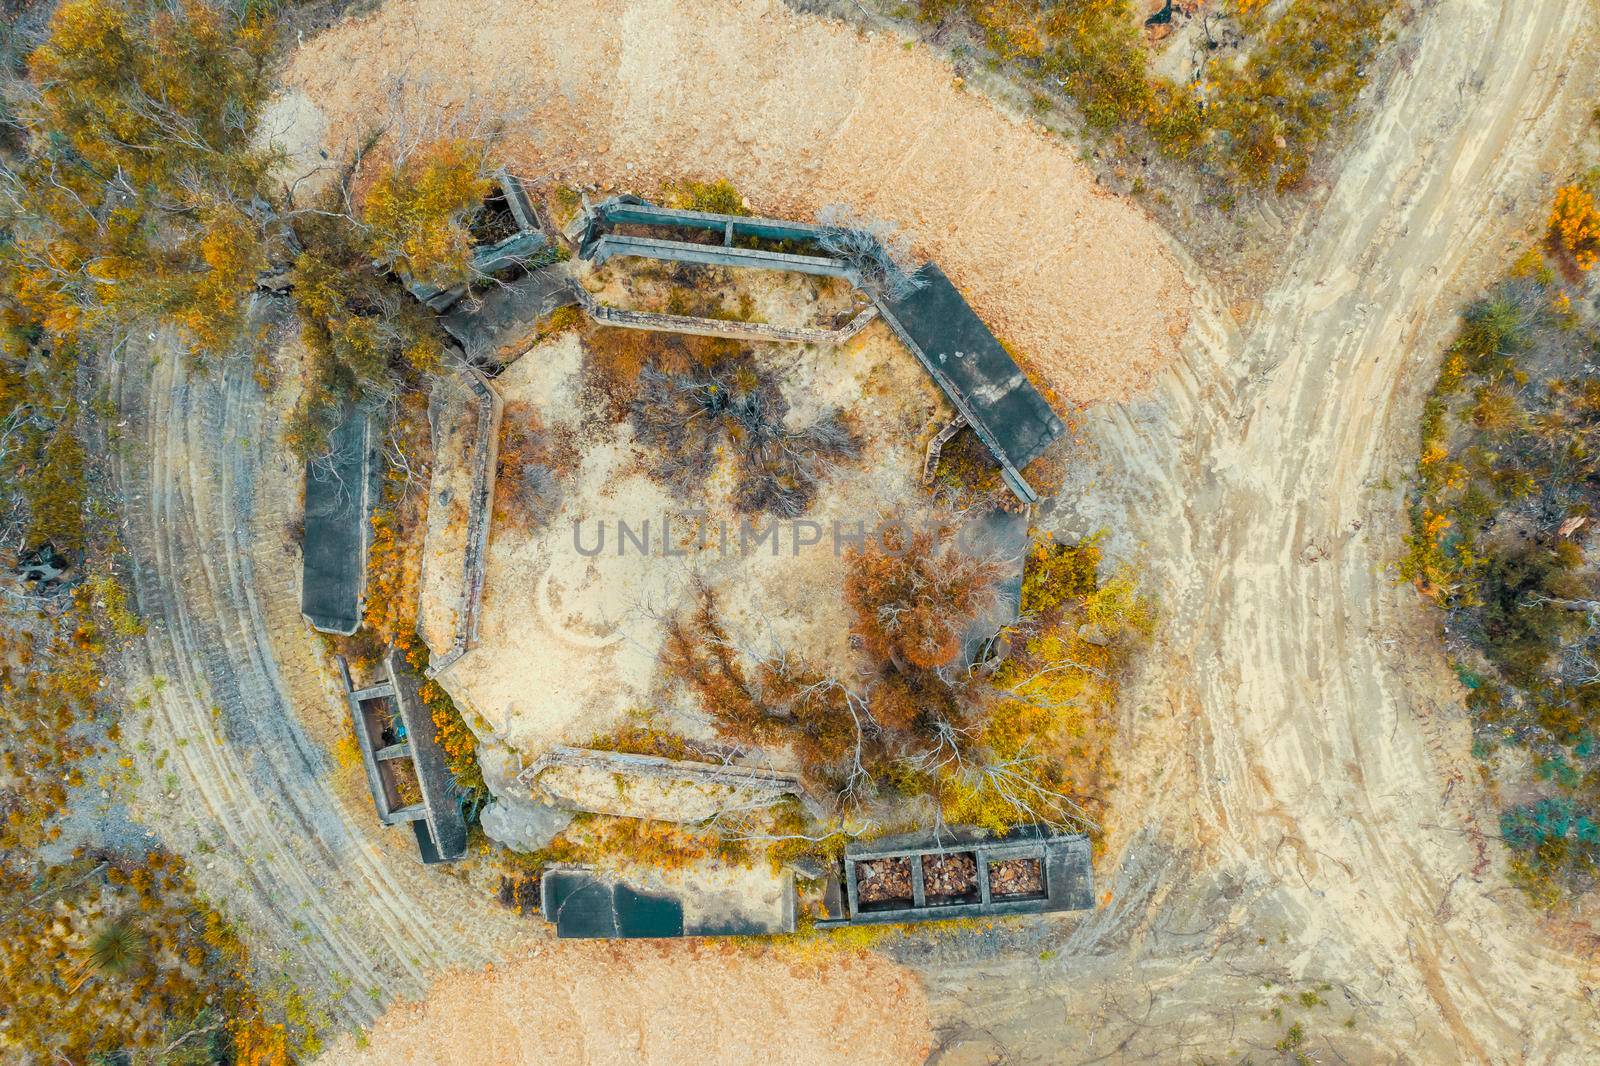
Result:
[387, 651, 469, 862]
[883, 263, 1065, 471]
[411, 820, 443, 865]
[542, 871, 686, 939]
[615, 884, 686, 938]
[440, 268, 578, 365]
[543, 871, 621, 938]
[301, 411, 369, 635]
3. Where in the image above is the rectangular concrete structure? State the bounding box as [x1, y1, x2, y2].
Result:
[587, 232, 856, 279]
[518, 744, 825, 820]
[339, 652, 469, 863]
[591, 199, 830, 244]
[301, 409, 373, 635]
[568, 281, 877, 347]
[570, 198, 1065, 504]
[426, 364, 502, 678]
[540, 866, 797, 939]
[825, 827, 1093, 926]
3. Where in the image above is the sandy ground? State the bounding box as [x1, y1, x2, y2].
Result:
[433, 317, 942, 759]
[319, 942, 930, 1066]
[917, 2, 1600, 1062]
[269, 0, 1191, 405]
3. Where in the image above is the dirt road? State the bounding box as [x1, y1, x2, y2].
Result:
[109, 329, 524, 1025]
[921, 1, 1600, 1061]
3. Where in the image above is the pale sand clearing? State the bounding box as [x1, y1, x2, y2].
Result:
[276, 0, 1191, 404]
[319, 942, 931, 1066]
[427, 320, 943, 758]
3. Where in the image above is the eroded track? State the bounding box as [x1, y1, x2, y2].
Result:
[924, 2, 1600, 1061]
[111, 337, 519, 1025]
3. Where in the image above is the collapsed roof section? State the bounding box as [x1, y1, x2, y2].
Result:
[571, 196, 1065, 504]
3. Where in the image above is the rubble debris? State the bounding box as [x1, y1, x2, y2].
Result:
[856, 858, 913, 905]
[921, 851, 979, 902]
[988, 857, 1045, 898]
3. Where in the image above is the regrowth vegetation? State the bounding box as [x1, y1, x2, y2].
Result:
[917, 0, 1398, 198]
[2, 851, 296, 1063]
[1403, 178, 1600, 904]
[663, 522, 1151, 844]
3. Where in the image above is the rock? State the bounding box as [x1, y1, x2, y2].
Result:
[480, 797, 572, 853]
[476, 738, 574, 852]
[1077, 622, 1111, 647]
[256, 269, 294, 293]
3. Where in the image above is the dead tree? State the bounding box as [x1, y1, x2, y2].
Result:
[814, 205, 925, 301]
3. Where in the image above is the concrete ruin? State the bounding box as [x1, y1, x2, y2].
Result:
[425, 366, 501, 677]
[566, 281, 878, 347]
[405, 170, 552, 312]
[299, 183, 1094, 930]
[819, 827, 1094, 926]
[540, 864, 797, 939]
[301, 408, 375, 635]
[569, 196, 1066, 503]
[441, 268, 577, 366]
[516, 746, 823, 822]
[339, 651, 469, 863]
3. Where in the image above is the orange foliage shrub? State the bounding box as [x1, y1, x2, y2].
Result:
[1, 586, 108, 857]
[662, 586, 859, 775]
[361, 140, 490, 289]
[1549, 184, 1600, 271]
[362, 394, 431, 649]
[495, 401, 579, 529]
[579, 323, 740, 420]
[844, 524, 1001, 671]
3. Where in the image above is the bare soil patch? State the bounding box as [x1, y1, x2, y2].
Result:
[426, 311, 942, 761]
[277, 0, 1192, 404]
[319, 942, 931, 1066]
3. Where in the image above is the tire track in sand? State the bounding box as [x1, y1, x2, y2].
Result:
[111, 336, 520, 1026]
[923, 2, 1600, 1062]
